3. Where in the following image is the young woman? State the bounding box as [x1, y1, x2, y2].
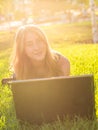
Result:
[11, 24, 70, 80]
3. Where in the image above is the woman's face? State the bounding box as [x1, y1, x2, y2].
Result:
[24, 32, 47, 62]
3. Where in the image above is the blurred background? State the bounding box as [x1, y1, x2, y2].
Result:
[0, 0, 98, 31]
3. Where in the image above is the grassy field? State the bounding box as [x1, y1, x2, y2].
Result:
[0, 22, 98, 129]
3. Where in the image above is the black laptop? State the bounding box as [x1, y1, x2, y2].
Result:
[9, 74, 95, 124]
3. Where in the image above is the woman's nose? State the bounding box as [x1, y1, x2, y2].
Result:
[32, 42, 39, 51]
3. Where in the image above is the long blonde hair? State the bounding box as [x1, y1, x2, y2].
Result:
[11, 24, 63, 79]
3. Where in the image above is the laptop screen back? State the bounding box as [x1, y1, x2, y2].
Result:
[10, 75, 95, 124]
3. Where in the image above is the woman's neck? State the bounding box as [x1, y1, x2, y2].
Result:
[31, 59, 50, 78]
[31, 59, 46, 70]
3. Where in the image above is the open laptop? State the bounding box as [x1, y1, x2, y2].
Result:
[9, 74, 95, 124]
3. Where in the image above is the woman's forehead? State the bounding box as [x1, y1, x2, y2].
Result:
[24, 29, 45, 40]
[24, 32, 39, 40]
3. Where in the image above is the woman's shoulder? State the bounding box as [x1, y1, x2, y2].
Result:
[52, 50, 70, 76]
[52, 50, 69, 63]
[57, 52, 70, 68]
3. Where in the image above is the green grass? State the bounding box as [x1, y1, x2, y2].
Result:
[41, 22, 93, 44]
[0, 22, 98, 129]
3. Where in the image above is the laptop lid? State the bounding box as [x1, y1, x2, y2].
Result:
[10, 74, 95, 124]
